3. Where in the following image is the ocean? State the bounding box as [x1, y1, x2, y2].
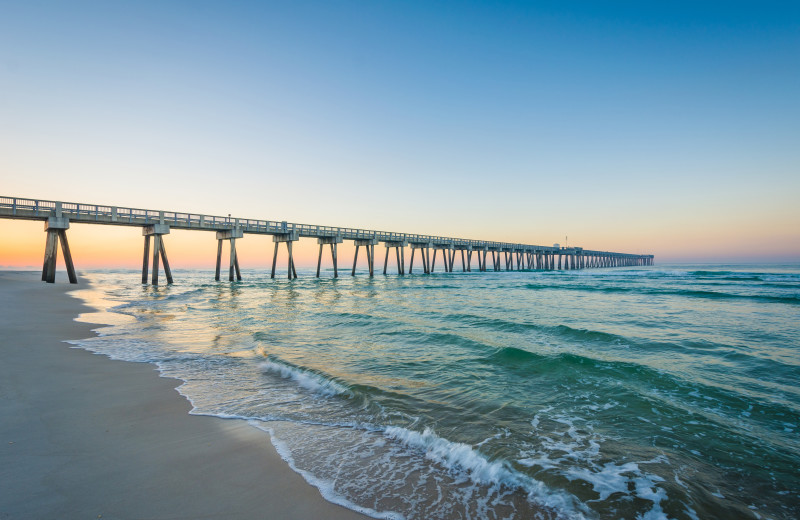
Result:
[69, 264, 799, 520]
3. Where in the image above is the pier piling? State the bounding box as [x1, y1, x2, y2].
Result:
[382, 240, 407, 275]
[41, 214, 77, 284]
[352, 239, 378, 276]
[142, 223, 172, 285]
[215, 228, 243, 282]
[317, 236, 342, 277]
[271, 231, 299, 279]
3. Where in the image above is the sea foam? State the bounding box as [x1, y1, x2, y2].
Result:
[260, 359, 351, 397]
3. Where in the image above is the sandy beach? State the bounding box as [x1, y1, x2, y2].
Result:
[0, 271, 369, 520]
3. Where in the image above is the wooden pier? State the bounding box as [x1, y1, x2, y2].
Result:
[0, 196, 654, 284]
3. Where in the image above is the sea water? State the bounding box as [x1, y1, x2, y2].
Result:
[69, 264, 800, 519]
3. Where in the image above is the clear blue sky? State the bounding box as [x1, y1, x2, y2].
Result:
[1, 1, 798, 262]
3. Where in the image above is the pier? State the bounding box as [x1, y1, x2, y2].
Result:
[0, 196, 654, 284]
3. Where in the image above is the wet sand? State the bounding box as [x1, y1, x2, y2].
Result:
[0, 271, 369, 520]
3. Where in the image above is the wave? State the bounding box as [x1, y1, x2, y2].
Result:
[383, 425, 585, 518]
[441, 313, 629, 345]
[521, 283, 799, 304]
[251, 423, 405, 520]
[669, 289, 799, 304]
[260, 358, 352, 397]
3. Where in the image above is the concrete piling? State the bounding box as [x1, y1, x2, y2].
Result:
[215, 228, 243, 282]
[382, 240, 407, 275]
[271, 231, 299, 279]
[41, 217, 76, 284]
[352, 238, 378, 277]
[142, 223, 172, 285]
[317, 236, 342, 278]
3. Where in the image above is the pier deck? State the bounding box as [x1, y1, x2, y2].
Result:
[0, 196, 654, 284]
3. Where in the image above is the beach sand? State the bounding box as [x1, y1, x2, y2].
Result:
[0, 271, 369, 520]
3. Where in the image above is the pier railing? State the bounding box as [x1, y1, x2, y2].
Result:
[1, 195, 596, 253]
[1, 195, 654, 285]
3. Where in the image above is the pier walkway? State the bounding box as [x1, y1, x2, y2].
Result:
[0, 196, 654, 284]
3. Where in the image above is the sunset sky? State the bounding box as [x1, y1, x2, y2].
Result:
[1, 1, 798, 269]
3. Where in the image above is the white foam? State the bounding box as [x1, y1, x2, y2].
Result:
[520, 409, 673, 515]
[384, 426, 513, 485]
[260, 360, 351, 397]
[565, 462, 639, 501]
[383, 426, 586, 518]
[531, 406, 554, 429]
[633, 476, 669, 519]
[683, 505, 701, 520]
[250, 422, 405, 520]
[474, 429, 508, 448]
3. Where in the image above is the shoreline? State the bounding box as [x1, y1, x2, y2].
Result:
[0, 271, 369, 520]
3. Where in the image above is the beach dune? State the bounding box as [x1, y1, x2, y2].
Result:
[0, 271, 368, 520]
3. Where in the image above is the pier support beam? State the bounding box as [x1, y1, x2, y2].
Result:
[431, 245, 454, 273]
[317, 236, 343, 277]
[408, 242, 431, 274]
[271, 231, 300, 280]
[142, 224, 172, 285]
[382, 240, 407, 275]
[215, 228, 243, 282]
[352, 238, 378, 277]
[41, 215, 77, 284]
[465, 248, 475, 272]
[454, 245, 472, 272]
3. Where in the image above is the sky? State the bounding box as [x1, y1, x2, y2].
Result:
[1, 0, 798, 269]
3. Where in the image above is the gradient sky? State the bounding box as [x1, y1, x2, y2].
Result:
[1, 1, 798, 269]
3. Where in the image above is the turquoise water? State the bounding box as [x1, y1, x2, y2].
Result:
[71, 264, 800, 519]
